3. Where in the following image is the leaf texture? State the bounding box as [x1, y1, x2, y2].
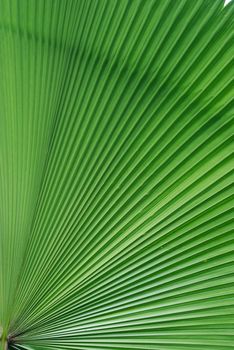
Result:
[0, 0, 233, 349]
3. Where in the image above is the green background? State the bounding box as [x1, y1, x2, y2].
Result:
[0, 0, 233, 349]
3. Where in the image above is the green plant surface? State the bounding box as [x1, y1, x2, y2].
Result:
[0, 0, 233, 349]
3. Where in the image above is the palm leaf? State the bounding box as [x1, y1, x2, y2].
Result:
[0, 0, 233, 349]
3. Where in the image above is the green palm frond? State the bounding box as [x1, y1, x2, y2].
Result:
[0, 0, 233, 349]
